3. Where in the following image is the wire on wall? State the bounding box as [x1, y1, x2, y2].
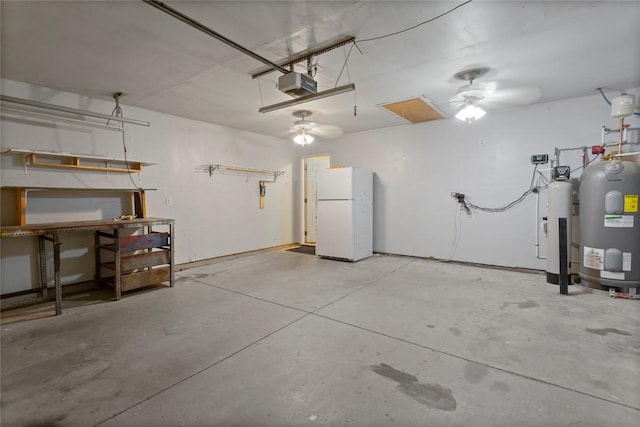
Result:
[452, 164, 547, 215]
[448, 201, 465, 261]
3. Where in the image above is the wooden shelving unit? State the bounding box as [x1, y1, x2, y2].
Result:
[3, 148, 158, 173]
[96, 224, 173, 300]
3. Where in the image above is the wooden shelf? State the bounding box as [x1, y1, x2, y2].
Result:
[3, 148, 158, 173]
[1, 186, 156, 226]
[196, 163, 285, 182]
[96, 226, 173, 299]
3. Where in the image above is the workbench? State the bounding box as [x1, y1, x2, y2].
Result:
[1, 217, 174, 315]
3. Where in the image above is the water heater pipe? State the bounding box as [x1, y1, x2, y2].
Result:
[618, 117, 630, 155]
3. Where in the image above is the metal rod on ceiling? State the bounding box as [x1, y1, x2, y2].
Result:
[142, 0, 289, 75]
[251, 35, 356, 79]
[0, 95, 150, 127]
[0, 107, 125, 132]
[259, 83, 356, 113]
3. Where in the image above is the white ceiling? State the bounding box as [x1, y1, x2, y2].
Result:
[2, 1, 639, 140]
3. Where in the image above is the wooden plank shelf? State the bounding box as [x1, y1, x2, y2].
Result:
[1, 186, 155, 226]
[98, 232, 169, 252]
[2, 148, 158, 174]
[100, 251, 171, 272]
[99, 267, 170, 292]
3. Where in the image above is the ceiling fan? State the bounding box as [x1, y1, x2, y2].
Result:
[449, 67, 542, 122]
[290, 110, 343, 145]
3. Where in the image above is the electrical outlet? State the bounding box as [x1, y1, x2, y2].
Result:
[166, 197, 172, 206]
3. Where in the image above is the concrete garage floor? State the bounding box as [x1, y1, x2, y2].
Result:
[1, 250, 639, 426]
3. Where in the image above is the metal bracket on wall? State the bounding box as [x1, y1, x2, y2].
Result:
[195, 164, 285, 182]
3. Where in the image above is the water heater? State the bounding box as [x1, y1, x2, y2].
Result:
[579, 160, 640, 289]
[546, 180, 573, 284]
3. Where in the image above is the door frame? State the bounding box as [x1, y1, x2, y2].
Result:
[300, 154, 330, 245]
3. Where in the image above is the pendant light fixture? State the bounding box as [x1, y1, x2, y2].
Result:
[452, 68, 489, 123]
[293, 128, 314, 145]
[455, 103, 486, 123]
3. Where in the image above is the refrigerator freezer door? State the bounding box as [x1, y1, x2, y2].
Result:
[317, 168, 353, 200]
[316, 200, 354, 260]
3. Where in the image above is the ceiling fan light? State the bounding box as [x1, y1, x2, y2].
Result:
[293, 130, 314, 145]
[455, 104, 486, 122]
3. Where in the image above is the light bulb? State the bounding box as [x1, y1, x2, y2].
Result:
[455, 104, 486, 123]
[293, 130, 314, 145]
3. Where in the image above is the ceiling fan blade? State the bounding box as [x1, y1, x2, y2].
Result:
[484, 85, 542, 106]
[310, 123, 343, 139]
[289, 122, 343, 139]
[290, 123, 312, 133]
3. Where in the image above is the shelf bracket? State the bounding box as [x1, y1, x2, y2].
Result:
[196, 164, 285, 182]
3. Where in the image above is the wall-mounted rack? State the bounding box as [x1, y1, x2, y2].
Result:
[0, 95, 150, 128]
[196, 164, 285, 182]
[1, 106, 125, 132]
[3, 149, 158, 174]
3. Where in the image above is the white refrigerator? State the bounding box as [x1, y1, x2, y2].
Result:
[316, 167, 373, 261]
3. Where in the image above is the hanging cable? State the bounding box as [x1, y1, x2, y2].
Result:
[452, 164, 546, 215]
[598, 88, 612, 106]
[110, 94, 143, 191]
[353, 87, 358, 117]
[448, 202, 465, 261]
[571, 155, 598, 174]
[528, 164, 538, 189]
[334, 0, 473, 87]
[335, 42, 357, 88]
[358, 0, 473, 43]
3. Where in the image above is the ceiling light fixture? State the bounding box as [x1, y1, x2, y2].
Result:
[452, 67, 490, 123]
[455, 104, 486, 123]
[259, 83, 355, 114]
[293, 128, 314, 145]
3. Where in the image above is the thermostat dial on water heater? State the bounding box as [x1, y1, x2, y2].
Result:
[553, 166, 571, 181]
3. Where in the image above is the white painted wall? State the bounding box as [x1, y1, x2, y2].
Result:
[2, 78, 638, 294]
[1, 79, 298, 293]
[299, 89, 640, 270]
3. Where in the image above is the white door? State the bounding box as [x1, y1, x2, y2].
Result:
[304, 156, 330, 244]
